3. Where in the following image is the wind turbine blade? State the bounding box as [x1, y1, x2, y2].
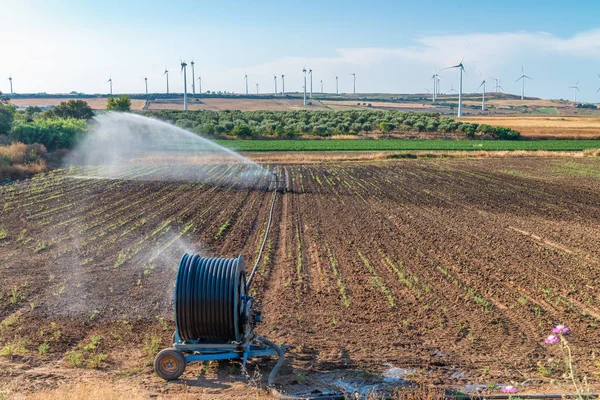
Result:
[524, 75, 532, 80]
[477, 82, 484, 90]
[442, 65, 461, 70]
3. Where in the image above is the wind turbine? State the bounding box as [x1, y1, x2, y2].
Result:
[424, 88, 431, 94]
[302, 67, 307, 106]
[281, 74, 285, 95]
[448, 84, 456, 94]
[164, 67, 169, 94]
[273, 73, 277, 95]
[334, 74, 339, 95]
[443, 56, 466, 117]
[309, 69, 313, 98]
[8, 76, 13, 94]
[477, 71, 486, 111]
[106, 75, 113, 95]
[569, 81, 580, 102]
[490, 77, 504, 93]
[181, 61, 188, 111]
[244, 73, 249, 95]
[351, 72, 356, 94]
[515, 66, 532, 100]
[597, 73, 600, 94]
[197, 76, 202, 94]
[431, 70, 439, 102]
[191, 61, 196, 95]
[255, 81, 259, 94]
[320, 79, 323, 93]
[144, 77, 148, 98]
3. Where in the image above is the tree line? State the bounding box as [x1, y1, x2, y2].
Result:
[145, 109, 521, 140]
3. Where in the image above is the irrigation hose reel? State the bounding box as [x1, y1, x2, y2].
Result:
[154, 173, 284, 385]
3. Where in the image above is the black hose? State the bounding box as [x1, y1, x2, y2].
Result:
[246, 171, 278, 291]
[174, 254, 246, 341]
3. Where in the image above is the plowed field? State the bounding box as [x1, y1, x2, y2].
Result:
[1, 158, 600, 398]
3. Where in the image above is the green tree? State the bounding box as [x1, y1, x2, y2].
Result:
[0, 103, 16, 135]
[106, 95, 131, 112]
[46, 100, 94, 120]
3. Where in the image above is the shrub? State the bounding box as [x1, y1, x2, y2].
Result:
[106, 95, 131, 112]
[44, 100, 94, 120]
[0, 104, 15, 135]
[9, 118, 86, 150]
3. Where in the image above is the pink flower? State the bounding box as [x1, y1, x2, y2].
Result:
[552, 325, 570, 334]
[545, 334, 559, 344]
[501, 385, 517, 393]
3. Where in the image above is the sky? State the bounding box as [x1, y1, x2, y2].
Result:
[2, 0, 600, 102]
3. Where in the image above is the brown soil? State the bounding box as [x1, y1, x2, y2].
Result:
[1, 158, 600, 398]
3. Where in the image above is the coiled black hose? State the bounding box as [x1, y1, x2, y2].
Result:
[175, 254, 246, 342]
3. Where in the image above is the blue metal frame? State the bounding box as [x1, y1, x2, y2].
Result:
[172, 330, 277, 368]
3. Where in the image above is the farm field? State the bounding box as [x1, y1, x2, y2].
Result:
[460, 116, 600, 139]
[1, 157, 600, 398]
[214, 138, 600, 152]
[8, 97, 147, 111]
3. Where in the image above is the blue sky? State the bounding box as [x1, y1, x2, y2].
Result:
[2, 0, 600, 101]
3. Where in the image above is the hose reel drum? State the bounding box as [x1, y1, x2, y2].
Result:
[154, 253, 281, 381]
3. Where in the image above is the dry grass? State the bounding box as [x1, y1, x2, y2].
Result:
[0, 142, 48, 180]
[26, 382, 148, 400]
[459, 116, 600, 139]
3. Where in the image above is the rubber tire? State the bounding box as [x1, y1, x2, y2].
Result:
[154, 348, 186, 380]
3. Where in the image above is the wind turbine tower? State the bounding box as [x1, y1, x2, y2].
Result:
[106, 75, 113, 95]
[335, 75, 339, 95]
[478, 71, 486, 111]
[515, 66, 532, 100]
[281, 74, 285, 95]
[273, 74, 277, 95]
[197, 77, 202, 94]
[255, 82, 259, 94]
[431, 71, 439, 102]
[164, 67, 170, 94]
[569, 81, 580, 102]
[309, 69, 313, 98]
[181, 61, 188, 111]
[8, 76, 13, 94]
[351, 72, 356, 94]
[443, 57, 466, 117]
[144, 77, 148, 98]
[191, 61, 196, 95]
[320, 79, 323, 93]
[302, 67, 307, 106]
[245, 74, 249, 95]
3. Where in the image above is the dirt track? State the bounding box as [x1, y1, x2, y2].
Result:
[1, 158, 600, 398]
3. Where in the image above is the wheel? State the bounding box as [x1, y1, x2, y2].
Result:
[154, 348, 186, 380]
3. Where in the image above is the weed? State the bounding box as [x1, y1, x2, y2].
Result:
[156, 316, 169, 331]
[67, 351, 83, 367]
[144, 336, 161, 357]
[38, 342, 49, 356]
[538, 365, 552, 377]
[0, 228, 7, 240]
[487, 382, 499, 390]
[0, 313, 19, 330]
[8, 285, 24, 304]
[295, 371, 307, 383]
[88, 309, 99, 321]
[88, 353, 106, 369]
[0, 339, 28, 357]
